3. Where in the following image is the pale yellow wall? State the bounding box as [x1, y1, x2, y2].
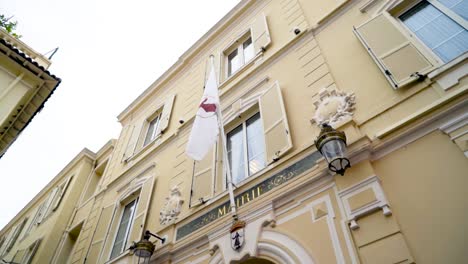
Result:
[3, 0, 467, 263]
[0, 151, 95, 264]
[275, 188, 353, 264]
[0, 56, 43, 126]
[373, 131, 468, 263]
[92, 1, 468, 263]
[312, 0, 466, 139]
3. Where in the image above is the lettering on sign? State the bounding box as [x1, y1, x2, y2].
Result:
[176, 151, 321, 240]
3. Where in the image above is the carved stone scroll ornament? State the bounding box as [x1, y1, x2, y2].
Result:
[159, 186, 184, 225]
[311, 88, 356, 127]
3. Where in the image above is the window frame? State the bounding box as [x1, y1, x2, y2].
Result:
[143, 111, 163, 147]
[109, 197, 139, 260]
[225, 107, 267, 186]
[393, 0, 467, 65]
[22, 239, 41, 264]
[223, 30, 255, 79]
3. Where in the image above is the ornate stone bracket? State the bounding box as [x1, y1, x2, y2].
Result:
[160, 186, 184, 225]
[311, 88, 356, 127]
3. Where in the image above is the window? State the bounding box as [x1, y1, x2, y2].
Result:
[189, 82, 292, 207]
[226, 34, 255, 77]
[354, 0, 467, 88]
[4, 218, 28, 253]
[82, 160, 107, 202]
[122, 94, 175, 161]
[0, 237, 5, 251]
[22, 239, 41, 264]
[400, 0, 468, 63]
[144, 113, 161, 146]
[227, 113, 266, 184]
[110, 198, 138, 260]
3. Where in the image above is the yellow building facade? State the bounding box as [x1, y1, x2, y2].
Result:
[1, 0, 467, 263]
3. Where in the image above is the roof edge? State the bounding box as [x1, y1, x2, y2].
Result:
[117, 0, 253, 122]
[0, 148, 96, 233]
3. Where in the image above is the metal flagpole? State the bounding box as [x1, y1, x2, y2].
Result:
[209, 55, 238, 220]
[217, 108, 238, 220]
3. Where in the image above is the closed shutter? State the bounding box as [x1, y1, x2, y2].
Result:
[85, 205, 115, 264]
[251, 13, 271, 54]
[354, 13, 434, 88]
[52, 176, 73, 212]
[189, 145, 216, 207]
[158, 94, 176, 134]
[23, 239, 41, 264]
[259, 81, 292, 164]
[123, 121, 144, 161]
[127, 176, 155, 246]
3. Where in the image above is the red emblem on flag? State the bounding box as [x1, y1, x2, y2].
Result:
[200, 98, 217, 113]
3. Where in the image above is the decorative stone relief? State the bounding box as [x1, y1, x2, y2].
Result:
[160, 186, 184, 225]
[311, 88, 356, 127]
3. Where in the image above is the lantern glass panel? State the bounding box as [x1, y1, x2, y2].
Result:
[135, 248, 152, 258]
[321, 139, 347, 162]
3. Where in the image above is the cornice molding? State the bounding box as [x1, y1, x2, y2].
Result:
[0, 149, 95, 234]
[117, 0, 256, 122]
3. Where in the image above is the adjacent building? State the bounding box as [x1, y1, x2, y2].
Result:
[0, 141, 115, 264]
[1, 0, 467, 263]
[0, 28, 61, 159]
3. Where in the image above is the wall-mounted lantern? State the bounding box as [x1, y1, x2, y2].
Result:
[130, 230, 165, 264]
[315, 123, 351, 175]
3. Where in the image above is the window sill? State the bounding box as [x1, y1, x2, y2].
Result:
[204, 163, 270, 207]
[219, 52, 263, 93]
[125, 134, 162, 163]
[427, 52, 468, 90]
[106, 250, 132, 264]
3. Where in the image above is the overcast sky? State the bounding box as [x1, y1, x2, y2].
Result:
[0, 0, 240, 229]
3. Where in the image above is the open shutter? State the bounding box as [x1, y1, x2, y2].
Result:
[52, 176, 72, 211]
[44, 187, 59, 216]
[12, 249, 26, 263]
[28, 204, 43, 228]
[214, 135, 225, 195]
[36, 201, 49, 225]
[123, 122, 144, 161]
[128, 176, 155, 246]
[4, 225, 19, 253]
[251, 13, 271, 54]
[24, 239, 41, 264]
[354, 13, 434, 88]
[5, 218, 27, 253]
[159, 94, 176, 134]
[189, 145, 216, 207]
[259, 81, 292, 164]
[86, 205, 115, 264]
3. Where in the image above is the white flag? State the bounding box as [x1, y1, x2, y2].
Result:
[186, 60, 220, 161]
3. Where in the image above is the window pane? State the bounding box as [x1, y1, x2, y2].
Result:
[110, 199, 137, 259]
[243, 37, 255, 63]
[228, 49, 241, 76]
[144, 115, 160, 146]
[227, 125, 245, 184]
[246, 113, 266, 175]
[401, 1, 468, 62]
[438, 0, 468, 20]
